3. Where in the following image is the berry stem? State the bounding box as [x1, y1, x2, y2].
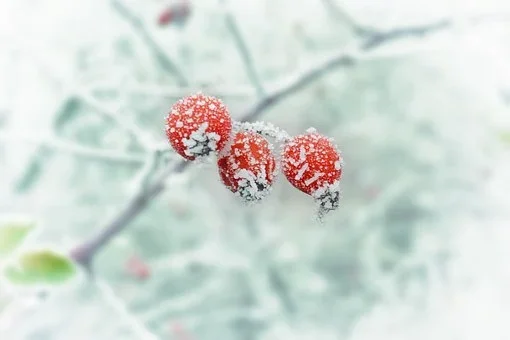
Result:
[111, 0, 189, 86]
[234, 121, 291, 143]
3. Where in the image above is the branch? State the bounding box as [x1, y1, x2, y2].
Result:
[88, 82, 256, 99]
[95, 280, 160, 340]
[0, 130, 145, 165]
[70, 14, 508, 270]
[320, 0, 376, 36]
[111, 0, 189, 86]
[79, 91, 156, 150]
[222, 4, 265, 97]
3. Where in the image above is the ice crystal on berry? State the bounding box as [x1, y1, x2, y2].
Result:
[218, 131, 277, 203]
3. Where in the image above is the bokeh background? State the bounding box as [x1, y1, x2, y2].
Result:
[1, 0, 510, 339]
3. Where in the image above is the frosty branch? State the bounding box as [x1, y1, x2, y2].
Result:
[0, 131, 145, 164]
[221, 1, 266, 97]
[111, 0, 189, 86]
[71, 12, 509, 270]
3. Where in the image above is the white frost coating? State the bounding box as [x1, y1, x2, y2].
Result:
[312, 180, 342, 221]
[182, 122, 221, 157]
[176, 121, 184, 128]
[299, 146, 306, 163]
[287, 145, 307, 167]
[234, 121, 291, 142]
[295, 163, 309, 180]
[306, 127, 317, 134]
[334, 160, 341, 170]
[232, 167, 272, 203]
[304, 172, 324, 186]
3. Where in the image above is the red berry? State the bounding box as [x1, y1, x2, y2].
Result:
[166, 93, 232, 160]
[158, 8, 174, 26]
[217, 131, 276, 202]
[157, 1, 191, 27]
[125, 255, 151, 281]
[282, 129, 343, 215]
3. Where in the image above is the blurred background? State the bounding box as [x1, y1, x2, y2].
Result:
[1, 0, 510, 339]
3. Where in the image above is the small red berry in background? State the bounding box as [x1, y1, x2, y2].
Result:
[169, 321, 195, 340]
[217, 131, 276, 202]
[157, 1, 191, 27]
[125, 255, 151, 281]
[166, 93, 232, 160]
[282, 128, 343, 217]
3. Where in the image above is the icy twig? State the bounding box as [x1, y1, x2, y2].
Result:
[221, 2, 265, 97]
[88, 82, 256, 99]
[130, 149, 163, 192]
[77, 92, 156, 151]
[0, 130, 145, 165]
[320, 0, 376, 36]
[95, 280, 160, 340]
[234, 121, 291, 143]
[161, 308, 267, 331]
[141, 278, 223, 324]
[70, 14, 507, 269]
[111, 0, 188, 86]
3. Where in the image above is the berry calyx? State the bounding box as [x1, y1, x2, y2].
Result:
[282, 128, 343, 217]
[217, 131, 276, 202]
[165, 93, 232, 160]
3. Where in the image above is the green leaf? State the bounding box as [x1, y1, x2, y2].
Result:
[0, 220, 35, 257]
[3, 250, 76, 285]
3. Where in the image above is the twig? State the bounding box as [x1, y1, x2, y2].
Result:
[222, 4, 266, 97]
[95, 280, 160, 340]
[71, 160, 188, 271]
[79, 92, 155, 150]
[320, 0, 376, 36]
[70, 14, 508, 270]
[111, 0, 188, 86]
[0, 131, 145, 165]
[88, 82, 256, 99]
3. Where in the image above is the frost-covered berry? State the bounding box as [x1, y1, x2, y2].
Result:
[218, 131, 276, 202]
[282, 128, 343, 217]
[166, 93, 232, 160]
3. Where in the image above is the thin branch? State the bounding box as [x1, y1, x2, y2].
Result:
[70, 14, 508, 269]
[320, 0, 376, 36]
[88, 82, 256, 99]
[0, 131, 145, 165]
[222, 4, 266, 97]
[111, 0, 189, 86]
[79, 92, 155, 150]
[71, 160, 188, 270]
[95, 280, 160, 340]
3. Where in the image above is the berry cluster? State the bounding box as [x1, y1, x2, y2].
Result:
[165, 93, 344, 218]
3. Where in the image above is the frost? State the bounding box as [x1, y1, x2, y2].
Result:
[233, 168, 273, 203]
[182, 122, 221, 158]
[234, 121, 291, 143]
[312, 180, 342, 221]
[304, 172, 324, 186]
[295, 163, 309, 180]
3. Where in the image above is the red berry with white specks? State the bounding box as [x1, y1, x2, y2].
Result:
[282, 128, 343, 217]
[166, 93, 232, 160]
[218, 131, 276, 202]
